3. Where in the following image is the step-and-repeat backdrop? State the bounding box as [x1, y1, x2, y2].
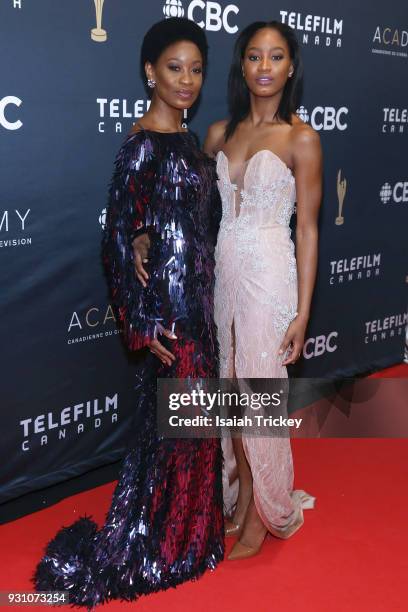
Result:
[1, 0, 407, 503]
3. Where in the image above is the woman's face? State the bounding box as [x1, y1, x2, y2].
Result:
[146, 40, 203, 110]
[242, 27, 293, 98]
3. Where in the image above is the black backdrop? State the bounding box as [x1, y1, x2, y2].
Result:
[1, 0, 407, 503]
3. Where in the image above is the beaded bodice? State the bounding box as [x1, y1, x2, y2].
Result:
[216, 149, 296, 231]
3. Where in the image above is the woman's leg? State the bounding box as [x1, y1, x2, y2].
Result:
[229, 437, 253, 527]
[229, 284, 292, 554]
[237, 497, 268, 549]
[226, 321, 253, 527]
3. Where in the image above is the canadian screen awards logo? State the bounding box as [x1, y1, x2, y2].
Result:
[380, 181, 408, 204]
[91, 0, 107, 42]
[372, 25, 408, 59]
[335, 169, 347, 225]
[280, 10, 343, 47]
[296, 105, 348, 131]
[163, 0, 239, 34]
[67, 303, 120, 345]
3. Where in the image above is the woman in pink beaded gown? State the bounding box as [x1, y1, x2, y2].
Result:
[204, 21, 322, 559]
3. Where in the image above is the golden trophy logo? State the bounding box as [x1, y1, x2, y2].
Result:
[91, 0, 107, 42]
[335, 169, 347, 225]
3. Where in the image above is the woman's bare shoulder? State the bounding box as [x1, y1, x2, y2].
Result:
[290, 114, 320, 147]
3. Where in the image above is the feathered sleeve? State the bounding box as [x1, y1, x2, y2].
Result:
[210, 162, 222, 246]
[102, 132, 161, 351]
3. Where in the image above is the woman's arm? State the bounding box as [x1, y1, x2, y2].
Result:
[279, 124, 322, 365]
[293, 124, 322, 321]
[203, 119, 228, 157]
[102, 133, 176, 365]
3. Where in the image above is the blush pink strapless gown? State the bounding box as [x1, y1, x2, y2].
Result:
[214, 149, 315, 538]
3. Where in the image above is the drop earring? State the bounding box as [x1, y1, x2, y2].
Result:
[147, 79, 156, 89]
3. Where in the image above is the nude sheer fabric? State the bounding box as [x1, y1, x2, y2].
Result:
[214, 149, 315, 537]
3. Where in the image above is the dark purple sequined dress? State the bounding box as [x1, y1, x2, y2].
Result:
[32, 129, 224, 609]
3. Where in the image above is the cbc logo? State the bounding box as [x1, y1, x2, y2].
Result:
[379, 181, 408, 204]
[163, 0, 239, 34]
[297, 105, 348, 131]
[303, 332, 338, 359]
[99, 208, 107, 229]
[164, 0, 185, 17]
[0, 96, 22, 130]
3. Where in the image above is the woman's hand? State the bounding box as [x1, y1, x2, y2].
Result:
[148, 337, 176, 367]
[149, 325, 177, 367]
[278, 315, 308, 366]
[132, 233, 151, 287]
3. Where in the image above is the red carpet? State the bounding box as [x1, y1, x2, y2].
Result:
[1, 364, 407, 611]
[368, 363, 408, 378]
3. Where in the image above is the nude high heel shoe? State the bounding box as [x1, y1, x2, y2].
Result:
[228, 507, 306, 559]
[224, 519, 241, 537]
[227, 537, 265, 560]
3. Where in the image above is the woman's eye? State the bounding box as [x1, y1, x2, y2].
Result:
[168, 64, 180, 71]
[248, 55, 260, 61]
[192, 67, 202, 74]
[272, 55, 284, 61]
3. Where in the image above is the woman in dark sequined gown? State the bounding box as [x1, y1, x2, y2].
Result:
[32, 18, 224, 609]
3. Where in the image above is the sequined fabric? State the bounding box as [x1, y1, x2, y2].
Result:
[215, 149, 315, 536]
[32, 130, 224, 609]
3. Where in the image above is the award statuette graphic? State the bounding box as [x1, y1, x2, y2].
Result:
[91, 0, 107, 42]
[335, 169, 347, 225]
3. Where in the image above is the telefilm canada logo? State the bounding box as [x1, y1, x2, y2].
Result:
[379, 181, 408, 204]
[364, 312, 407, 344]
[163, 0, 239, 34]
[381, 107, 408, 134]
[329, 254, 381, 285]
[67, 304, 120, 345]
[19, 394, 119, 452]
[371, 25, 408, 59]
[95, 100, 188, 135]
[280, 10, 343, 48]
[96, 97, 151, 134]
[0, 208, 31, 250]
[296, 106, 348, 131]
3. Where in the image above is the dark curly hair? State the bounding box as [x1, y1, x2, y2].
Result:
[225, 20, 303, 140]
[140, 17, 208, 86]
